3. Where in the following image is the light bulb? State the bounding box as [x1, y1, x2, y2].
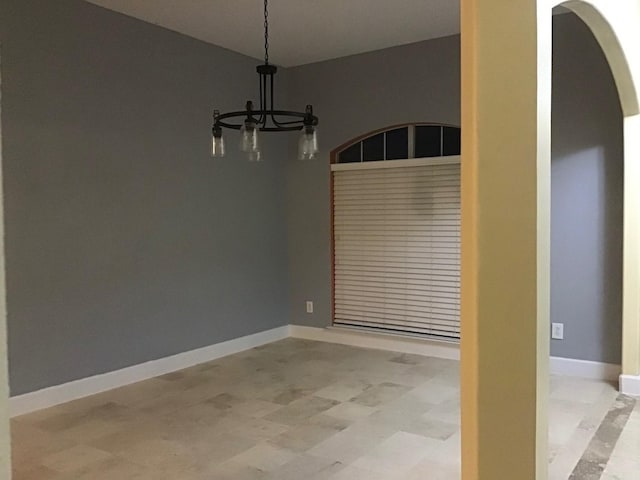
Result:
[298, 126, 319, 160]
[240, 120, 260, 153]
[211, 130, 225, 157]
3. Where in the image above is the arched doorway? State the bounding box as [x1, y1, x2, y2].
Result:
[550, 9, 624, 385]
[460, 0, 640, 478]
[557, 0, 640, 396]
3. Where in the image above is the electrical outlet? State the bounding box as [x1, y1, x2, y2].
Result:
[306, 301, 314, 314]
[551, 323, 564, 340]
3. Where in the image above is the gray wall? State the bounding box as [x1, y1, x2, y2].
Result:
[286, 36, 461, 328]
[551, 14, 623, 364]
[1, 0, 290, 395]
[286, 15, 623, 364]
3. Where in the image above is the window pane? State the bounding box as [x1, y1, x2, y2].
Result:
[415, 125, 442, 158]
[385, 127, 409, 160]
[443, 127, 461, 156]
[362, 133, 385, 162]
[338, 142, 361, 163]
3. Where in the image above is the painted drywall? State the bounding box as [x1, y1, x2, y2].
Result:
[0, 0, 290, 395]
[551, 13, 623, 364]
[286, 14, 623, 365]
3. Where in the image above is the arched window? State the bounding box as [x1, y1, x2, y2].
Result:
[331, 123, 461, 341]
[333, 123, 461, 164]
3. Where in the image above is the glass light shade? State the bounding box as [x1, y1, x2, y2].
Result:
[211, 133, 225, 157]
[298, 127, 319, 160]
[240, 121, 260, 153]
[247, 151, 262, 162]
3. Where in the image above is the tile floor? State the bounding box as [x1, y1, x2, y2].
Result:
[601, 399, 640, 480]
[10, 338, 638, 480]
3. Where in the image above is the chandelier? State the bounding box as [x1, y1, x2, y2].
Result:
[211, 0, 319, 161]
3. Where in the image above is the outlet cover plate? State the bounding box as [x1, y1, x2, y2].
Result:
[551, 323, 564, 340]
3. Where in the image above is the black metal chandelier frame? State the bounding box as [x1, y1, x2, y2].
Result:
[212, 0, 318, 136]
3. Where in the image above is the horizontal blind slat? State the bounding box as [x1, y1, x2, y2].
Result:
[333, 162, 460, 341]
[334, 320, 460, 339]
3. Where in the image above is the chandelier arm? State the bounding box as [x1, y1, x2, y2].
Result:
[271, 117, 308, 125]
[270, 115, 292, 128]
[216, 109, 313, 131]
[216, 109, 262, 130]
[269, 110, 314, 127]
[259, 125, 305, 132]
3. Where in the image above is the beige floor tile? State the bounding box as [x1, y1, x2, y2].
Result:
[264, 396, 339, 426]
[421, 397, 460, 426]
[229, 442, 297, 471]
[327, 465, 391, 480]
[258, 385, 319, 406]
[408, 380, 459, 405]
[113, 437, 199, 470]
[41, 444, 112, 473]
[322, 401, 377, 421]
[601, 454, 640, 480]
[352, 431, 442, 474]
[11, 421, 77, 471]
[268, 423, 341, 453]
[550, 377, 611, 404]
[231, 399, 283, 418]
[55, 457, 151, 480]
[402, 417, 458, 441]
[350, 382, 412, 407]
[402, 459, 460, 480]
[314, 380, 372, 402]
[227, 416, 292, 441]
[12, 464, 60, 480]
[100, 378, 176, 407]
[207, 460, 269, 480]
[308, 429, 388, 464]
[306, 413, 352, 431]
[266, 453, 346, 480]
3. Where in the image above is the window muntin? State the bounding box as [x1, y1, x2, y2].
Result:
[336, 124, 461, 164]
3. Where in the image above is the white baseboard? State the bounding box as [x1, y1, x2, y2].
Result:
[10, 323, 627, 417]
[620, 374, 640, 396]
[289, 325, 460, 360]
[9, 325, 290, 417]
[550, 356, 621, 381]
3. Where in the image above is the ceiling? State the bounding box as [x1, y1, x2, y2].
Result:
[85, 0, 461, 67]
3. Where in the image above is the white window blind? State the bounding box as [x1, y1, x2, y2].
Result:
[332, 158, 461, 341]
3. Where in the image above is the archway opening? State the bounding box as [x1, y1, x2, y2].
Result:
[550, 10, 623, 373]
[548, 8, 626, 477]
[554, 0, 640, 396]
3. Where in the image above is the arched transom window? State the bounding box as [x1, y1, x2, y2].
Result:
[334, 123, 461, 164]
